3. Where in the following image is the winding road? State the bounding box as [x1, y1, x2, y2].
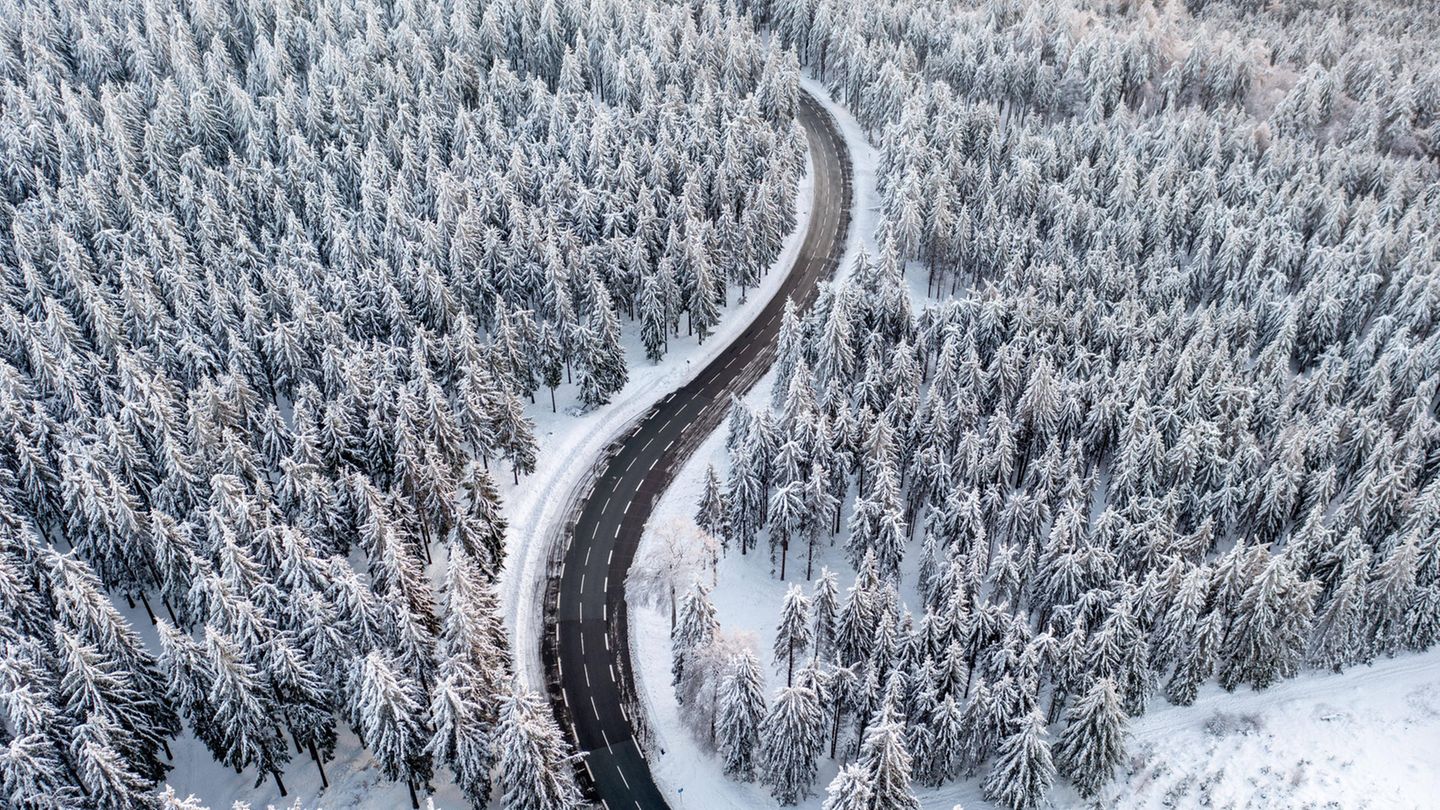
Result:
[542, 90, 852, 809]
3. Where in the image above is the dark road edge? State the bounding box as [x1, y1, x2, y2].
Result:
[540, 89, 853, 810]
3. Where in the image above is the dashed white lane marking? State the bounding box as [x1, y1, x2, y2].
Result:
[584, 666, 591, 686]
[585, 547, 591, 565]
[617, 767, 631, 789]
[623, 500, 631, 514]
[608, 548, 614, 564]
[590, 695, 600, 719]
[579, 573, 585, 593]
[602, 496, 610, 511]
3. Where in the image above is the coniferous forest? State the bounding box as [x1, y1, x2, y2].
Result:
[2, 0, 1439, 806]
[0, 0, 805, 806]
[670, 0, 1440, 807]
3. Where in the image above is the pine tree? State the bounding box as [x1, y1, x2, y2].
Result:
[812, 568, 840, 664]
[716, 650, 767, 781]
[856, 703, 921, 810]
[774, 585, 813, 686]
[640, 271, 669, 361]
[1367, 532, 1421, 658]
[759, 684, 826, 805]
[821, 764, 874, 810]
[427, 670, 495, 807]
[198, 628, 290, 792]
[0, 731, 77, 810]
[1219, 553, 1318, 691]
[982, 710, 1055, 810]
[71, 717, 160, 810]
[1308, 562, 1368, 672]
[494, 688, 583, 810]
[1055, 677, 1128, 799]
[674, 581, 719, 691]
[924, 693, 965, 785]
[696, 464, 729, 544]
[351, 651, 433, 808]
[494, 383, 538, 484]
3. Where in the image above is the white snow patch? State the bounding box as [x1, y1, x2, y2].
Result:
[1087, 650, 1440, 810]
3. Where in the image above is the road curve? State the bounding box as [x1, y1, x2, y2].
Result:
[543, 90, 852, 809]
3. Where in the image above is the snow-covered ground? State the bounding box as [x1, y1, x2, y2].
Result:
[626, 75, 1440, 810]
[1092, 650, 1440, 810]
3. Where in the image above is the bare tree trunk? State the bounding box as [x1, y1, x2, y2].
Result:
[308, 742, 329, 788]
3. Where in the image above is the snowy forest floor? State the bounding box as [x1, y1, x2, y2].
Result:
[626, 76, 1440, 810]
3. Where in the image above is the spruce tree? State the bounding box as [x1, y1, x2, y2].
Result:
[982, 710, 1055, 810]
[1055, 677, 1128, 799]
[758, 684, 826, 805]
[716, 650, 767, 781]
[494, 689, 583, 810]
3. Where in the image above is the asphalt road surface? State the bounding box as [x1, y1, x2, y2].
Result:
[547, 90, 852, 810]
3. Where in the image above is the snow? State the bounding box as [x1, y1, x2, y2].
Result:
[625, 74, 1440, 810]
[1090, 650, 1440, 810]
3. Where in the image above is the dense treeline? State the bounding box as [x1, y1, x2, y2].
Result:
[674, 0, 1440, 806]
[0, 0, 803, 806]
